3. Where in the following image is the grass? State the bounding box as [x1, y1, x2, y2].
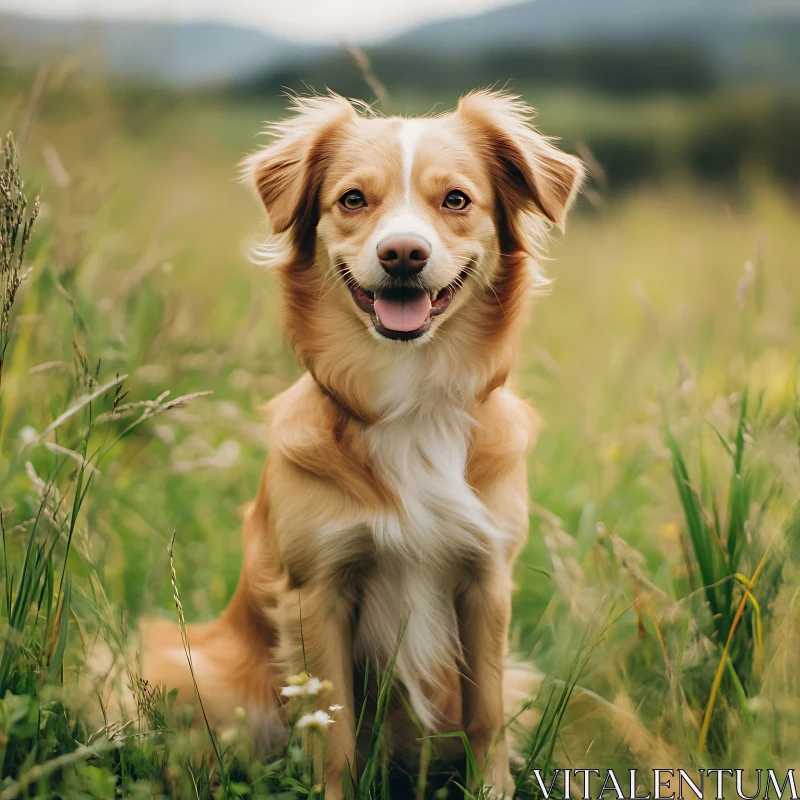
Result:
[0, 69, 800, 797]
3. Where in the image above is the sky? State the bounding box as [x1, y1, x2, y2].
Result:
[0, 0, 524, 43]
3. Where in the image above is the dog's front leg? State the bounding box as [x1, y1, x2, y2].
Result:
[458, 570, 515, 798]
[281, 583, 356, 799]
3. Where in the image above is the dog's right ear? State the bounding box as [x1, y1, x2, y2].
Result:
[245, 94, 356, 243]
[457, 90, 585, 233]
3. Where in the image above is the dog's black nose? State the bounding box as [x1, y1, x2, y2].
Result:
[377, 235, 431, 277]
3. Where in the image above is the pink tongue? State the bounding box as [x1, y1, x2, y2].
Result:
[374, 291, 432, 332]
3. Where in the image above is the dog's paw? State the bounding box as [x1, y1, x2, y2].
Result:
[480, 781, 515, 800]
[480, 766, 515, 799]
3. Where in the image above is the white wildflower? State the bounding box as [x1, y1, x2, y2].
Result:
[280, 675, 333, 698]
[281, 676, 323, 697]
[296, 710, 334, 731]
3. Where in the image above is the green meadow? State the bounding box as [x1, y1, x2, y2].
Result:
[1, 71, 800, 797]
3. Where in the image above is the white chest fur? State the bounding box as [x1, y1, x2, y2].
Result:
[352, 357, 505, 727]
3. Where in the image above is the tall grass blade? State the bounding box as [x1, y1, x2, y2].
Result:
[46, 571, 70, 682]
[697, 546, 770, 753]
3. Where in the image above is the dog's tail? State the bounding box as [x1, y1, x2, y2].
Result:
[149, 583, 282, 725]
[84, 497, 285, 745]
[83, 583, 283, 750]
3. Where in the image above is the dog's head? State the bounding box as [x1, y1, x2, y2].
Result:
[247, 91, 584, 402]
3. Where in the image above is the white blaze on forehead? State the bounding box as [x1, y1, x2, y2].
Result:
[398, 118, 429, 200]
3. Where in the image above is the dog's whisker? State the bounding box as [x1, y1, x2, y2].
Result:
[319, 263, 359, 304]
[318, 262, 342, 293]
[318, 262, 348, 302]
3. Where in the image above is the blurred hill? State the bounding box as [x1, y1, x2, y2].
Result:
[1, 0, 799, 89]
[0, 15, 321, 86]
[391, 0, 792, 48]
[385, 0, 800, 90]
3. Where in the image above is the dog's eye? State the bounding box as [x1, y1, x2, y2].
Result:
[339, 190, 366, 210]
[443, 191, 470, 211]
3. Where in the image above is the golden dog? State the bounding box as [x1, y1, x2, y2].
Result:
[139, 90, 584, 798]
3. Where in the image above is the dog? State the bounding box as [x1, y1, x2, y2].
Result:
[137, 90, 585, 798]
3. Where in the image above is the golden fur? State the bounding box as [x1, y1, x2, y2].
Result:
[137, 90, 584, 798]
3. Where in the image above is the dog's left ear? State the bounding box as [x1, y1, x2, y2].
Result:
[245, 94, 357, 247]
[457, 90, 586, 231]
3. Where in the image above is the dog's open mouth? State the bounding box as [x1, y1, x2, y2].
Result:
[342, 269, 466, 341]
